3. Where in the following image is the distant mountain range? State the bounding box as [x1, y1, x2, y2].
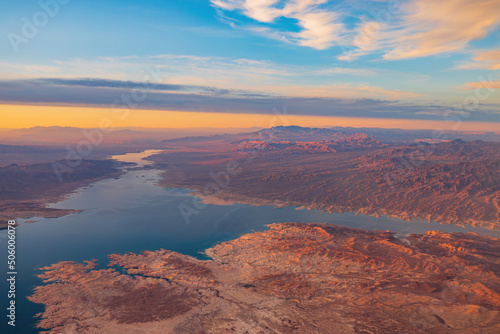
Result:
[253, 125, 500, 143]
[0, 126, 262, 146]
[1, 125, 498, 147]
[153, 126, 500, 229]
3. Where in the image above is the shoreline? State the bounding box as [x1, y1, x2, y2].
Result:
[158, 175, 500, 236]
[0, 168, 123, 229]
[26, 222, 500, 333]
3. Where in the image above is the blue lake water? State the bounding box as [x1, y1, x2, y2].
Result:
[2, 150, 499, 333]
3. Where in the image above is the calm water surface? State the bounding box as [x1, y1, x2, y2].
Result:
[2, 150, 499, 333]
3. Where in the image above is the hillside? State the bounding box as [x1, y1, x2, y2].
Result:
[29, 223, 500, 333]
[151, 126, 500, 229]
[0, 160, 122, 228]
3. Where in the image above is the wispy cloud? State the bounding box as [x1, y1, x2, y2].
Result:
[212, 1, 500, 61]
[33, 78, 256, 97]
[1, 55, 404, 100]
[357, 0, 500, 60]
[458, 49, 500, 70]
[211, 0, 347, 50]
[255, 82, 421, 99]
[0, 62, 61, 78]
[467, 81, 500, 89]
[0, 78, 462, 120]
[1, 77, 498, 122]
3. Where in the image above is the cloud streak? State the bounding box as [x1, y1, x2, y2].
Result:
[1, 55, 412, 100]
[211, 0, 346, 50]
[212, 0, 500, 61]
[32, 78, 261, 97]
[467, 81, 500, 89]
[0, 78, 498, 122]
[381, 0, 500, 60]
[458, 49, 500, 70]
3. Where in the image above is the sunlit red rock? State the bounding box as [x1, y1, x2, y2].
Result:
[29, 223, 500, 333]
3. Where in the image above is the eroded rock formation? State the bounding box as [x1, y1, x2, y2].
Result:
[29, 223, 500, 333]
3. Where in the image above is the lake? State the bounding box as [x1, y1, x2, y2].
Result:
[2, 150, 499, 333]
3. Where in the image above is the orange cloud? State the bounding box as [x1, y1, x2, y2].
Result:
[467, 81, 500, 89]
[459, 49, 500, 70]
[343, 0, 500, 61]
[383, 0, 500, 60]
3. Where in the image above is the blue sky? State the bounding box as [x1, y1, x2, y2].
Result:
[0, 0, 499, 126]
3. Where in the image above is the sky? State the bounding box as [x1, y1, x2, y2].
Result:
[0, 0, 499, 130]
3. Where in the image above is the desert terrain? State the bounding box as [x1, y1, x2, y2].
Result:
[2, 125, 500, 333]
[151, 126, 500, 230]
[0, 159, 122, 228]
[29, 223, 500, 333]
